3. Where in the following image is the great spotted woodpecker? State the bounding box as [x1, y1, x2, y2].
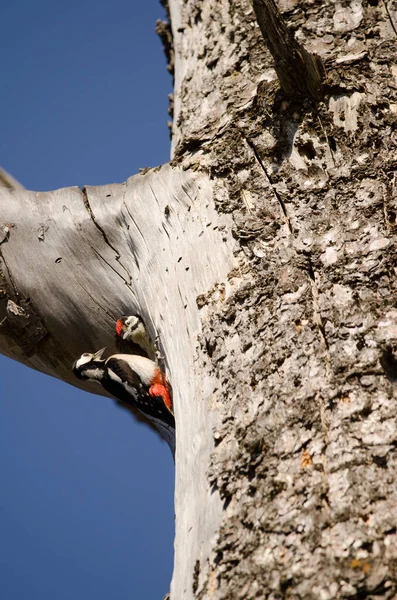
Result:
[72, 348, 175, 455]
[115, 315, 156, 360]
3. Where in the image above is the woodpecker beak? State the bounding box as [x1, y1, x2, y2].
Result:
[93, 347, 106, 360]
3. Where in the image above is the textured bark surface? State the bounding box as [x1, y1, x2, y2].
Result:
[168, 0, 397, 598]
[2, 1, 397, 599]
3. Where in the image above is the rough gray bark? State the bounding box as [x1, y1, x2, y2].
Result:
[2, 1, 397, 599]
[167, 0, 397, 598]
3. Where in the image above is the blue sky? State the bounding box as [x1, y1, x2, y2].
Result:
[0, 1, 175, 598]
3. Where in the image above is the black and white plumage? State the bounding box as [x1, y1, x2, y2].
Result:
[73, 348, 175, 455]
[115, 315, 156, 360]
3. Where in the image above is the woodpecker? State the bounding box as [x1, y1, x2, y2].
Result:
[73, 348, 175, 455]
[115, 315, 156, 360]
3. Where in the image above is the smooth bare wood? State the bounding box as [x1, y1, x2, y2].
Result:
[0, 165, 235, 599]
[0, 164, 234, 383]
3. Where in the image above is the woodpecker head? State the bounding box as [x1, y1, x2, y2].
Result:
[116, 315, 145, 341]
[72, 347, 107, 382]
[115, 314, 156, 360]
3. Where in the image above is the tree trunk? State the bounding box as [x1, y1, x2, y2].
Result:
[2, 0, 397, 598]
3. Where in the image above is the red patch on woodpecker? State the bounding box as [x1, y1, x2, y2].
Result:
[115, 319, 124, 337]
[150, 381, 173, 413]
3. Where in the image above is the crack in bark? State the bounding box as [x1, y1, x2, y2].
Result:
[177, 283, 187, 309]
[75, 279, 118, 321]
[306, 258, 330, 355]
[317, 392, 331, 513]
[162, 222, 171, 239]
[90, 245, 135, 292]
[0, 250, 19, 299]
[304, 274, 331, 512]
[122, 197, 150, 253]
[317, 115, 336, 168]
[243, 135, 293, 234]
[240, 132, 332, 367]
[384, 0, 397, 37]
[81, 187, 133, 285]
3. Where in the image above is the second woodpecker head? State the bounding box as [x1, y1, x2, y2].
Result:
[72, 348, 107, 382]
[115, 314, 156, 361]
[116, 315, 145, 341]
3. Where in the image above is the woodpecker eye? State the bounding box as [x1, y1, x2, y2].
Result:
[82, 353, 91, 358]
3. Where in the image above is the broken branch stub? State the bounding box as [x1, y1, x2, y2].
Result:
[252, 0, 325, 100]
